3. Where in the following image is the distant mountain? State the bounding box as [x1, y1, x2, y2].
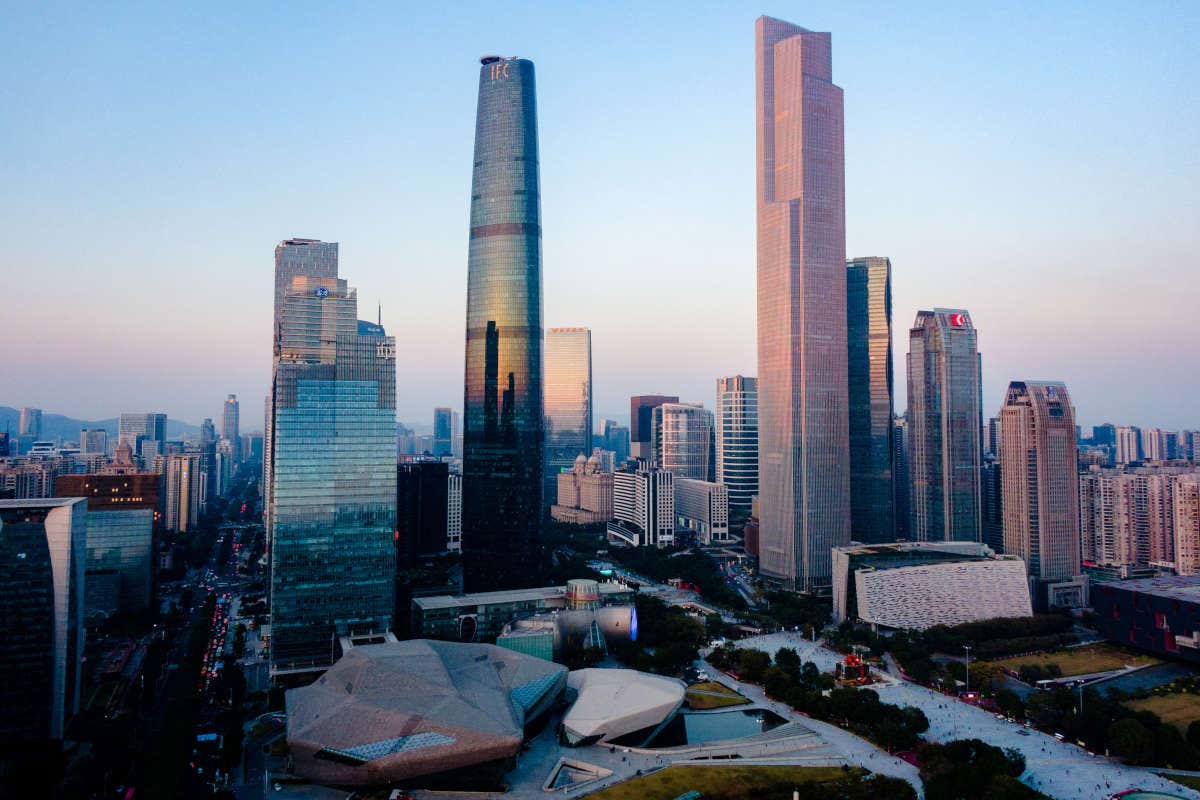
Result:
[0, 406, 199, 443]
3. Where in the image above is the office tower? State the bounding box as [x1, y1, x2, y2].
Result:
[1116, 426, 1143, 464]
[1000, 382, 1081, 590]
[18, 407, 42, 438]
[981, 455, 1003, 552]
[241, 433, 263, 466]
[756, 16, 850, 591]
[0, 498, 87, 746]
[715, 376, 759, 520]
[599, 419, 630, 464]
[907, 309, 982, 543]
[270, 273, 396, 671]
[200, 418, 216, 445]
[846, 257, 895, 543]
[396, 461, 450, 568]
[163, 453, 202, 532]
[433, 407, 454, 457]
[543, 327, 593, 506]
[223, 394, 240, 461]
[447, 473, 462, 553]
[1175, 475, 1200, 575]
[216, 439, 235, 496]
[461, 55, 544, 594]
[987, 417, 1000, 458]
[653, 402, 714, 481]
[630, 395, 678, 460]
[892, 416, 911, 540]
[1093, 424, 1117, 449]
[675, 478, 730, 544]
[266, 239, 340, 539]
[118, 412, 167, 466]
[608, 463, 674, 548]
[80, 428, 107, 456]
[83, 509, 154, 619]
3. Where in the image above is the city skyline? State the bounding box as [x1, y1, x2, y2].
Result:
[3, 4, 1197, 430]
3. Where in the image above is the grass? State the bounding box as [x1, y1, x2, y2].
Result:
[685, 681, 751, 710]
[1161, 772, 1200, 791]
[584, 765, 865, 800]
[1127, 693, 1200, 733]
[996, 644, 1159, 678]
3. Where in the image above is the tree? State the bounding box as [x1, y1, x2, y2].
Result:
[1187, 719, 1200, 750]
[1109, 717, 1155, 765]
[735, 649, 771, 683]
[774, 647, 802, 680]
[995, 689, 1025, 720]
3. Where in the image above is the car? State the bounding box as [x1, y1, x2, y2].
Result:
[1017, 729, 1031, 736]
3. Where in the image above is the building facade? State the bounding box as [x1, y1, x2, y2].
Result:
[447, 472, 462, 553]
[629, 395, 677, 461]
[396, 461, 450, 567]
[907, 309, 982, 543]
[551, 453, 613, 525]
[223, 394, 240, 462]
[999, 382, 1081, 590]
[846, 257, 895, 543]
[675, 477, 730, 544]
[543, 327, 593, 506]
[1116, 426, 1142, 465]
[118, 412, 166, 462]
[653, 402, 714, 482]
[608, 463, 674, 548]
[461, 55, 545, 594]
[433, 407, 454, 457]
[755, 16, 850, 591]
[164, 453, 202, 532]
[715, 376, 758, 519]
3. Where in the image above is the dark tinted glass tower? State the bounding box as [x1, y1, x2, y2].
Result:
[462, 55, 544, 593]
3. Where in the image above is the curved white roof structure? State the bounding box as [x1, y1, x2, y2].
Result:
[562, 668, 685, 745]
[286, 640, 566, 786]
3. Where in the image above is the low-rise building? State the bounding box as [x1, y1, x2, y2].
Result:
[1092, 575, 1200, 663]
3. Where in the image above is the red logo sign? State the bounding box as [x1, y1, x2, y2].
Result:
[949, 313, 966, 327]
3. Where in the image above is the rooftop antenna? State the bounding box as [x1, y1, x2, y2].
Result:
[377, 299, 382, 327]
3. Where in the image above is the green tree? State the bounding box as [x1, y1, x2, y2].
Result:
[1109, 718, 1155, 765]
[995, 689, 1025, 720]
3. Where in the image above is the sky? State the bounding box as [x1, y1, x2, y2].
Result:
[2, 1, 1198, 431]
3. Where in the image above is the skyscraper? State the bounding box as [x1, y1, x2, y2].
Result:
[544, 327, 593, 505]
[653, 403, 714, 481]
[892, 415, 911, 540]
[630, 395, 678, 460]
[716, 376, 758, 519]
[18, 407, 42, 438]
[433, 407, 454, 458]
[599, 419, 631, 465]
[756, 16, 850, 591]
[1116, 426, 1143, 464]
[395, 461, 450, 568]
[118, 412, 166, 461]
[270, 274, 396, 671]
[907, 309, 982, 543]
[461, 55, 544, 593]
[223, 394, 240, 462]
[164, 453, 202, 532]
[846, 257, 895, 543]
[999, 382, 1081, 602]
[80, 428, 107, 456]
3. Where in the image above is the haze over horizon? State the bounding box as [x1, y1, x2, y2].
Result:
[3, 2, 1197, 430]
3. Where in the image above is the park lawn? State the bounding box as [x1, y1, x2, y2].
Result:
[1127, 693, 1200, 733]
[1162, 772, 1200, 791]
[997, 644, 1159, 678]
[685, 681, 751, 710]
[584, 765, 864, 800]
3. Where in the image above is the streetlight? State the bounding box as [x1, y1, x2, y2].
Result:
[963, 644, 972, 694]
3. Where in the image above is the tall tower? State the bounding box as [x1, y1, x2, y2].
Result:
[462, 55, 544, 593]
[907, 309, 982, 542]
[433, 407, 454, 457]
[222, 394, 240, 462]
[999, 381, 1081, 592]
[630, 395, 678, 461]
[846, 257, 895, 543]
[755, 17, 849, 591]
[653, 402, 714, 481]
[716, 376, 758, 519]
[543, 327, 593, 506]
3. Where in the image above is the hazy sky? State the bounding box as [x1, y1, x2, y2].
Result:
[3, 2, 1197, 431]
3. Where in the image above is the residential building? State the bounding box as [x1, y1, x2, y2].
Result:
[164, 453, 202, 532]
[1116, 425, 1142, 465]
[462, 55, 544, 593]
[1175, 476, 1200, 576]
[629, 395, 677, 461]
[675, 477, 730, 544]
[543, 327, 593, 506]
[652, 402, 714, 481]
[608, 463, 674, 548]
[907, 309, 982, 543]
[447, 472, 462, 553]
[715, 375, 758, 519]
[846, 257, 895, 543]
[756, 17, 850, 591]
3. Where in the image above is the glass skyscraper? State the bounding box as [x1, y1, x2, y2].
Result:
[755, 17, 850, 591]
[462, 55, 544, 593]
[544, 327, 592, 506]
[654, 402, 715, 482]
[846, 257, 895, 543]
[907, 308, 982, 542]
[716, 376, 758, 519]
[269, 275, 396, 672]
[433, 407, 454, 457]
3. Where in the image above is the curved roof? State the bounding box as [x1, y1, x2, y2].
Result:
[286, 640, 566, 786]
[562, 668, 685, 744]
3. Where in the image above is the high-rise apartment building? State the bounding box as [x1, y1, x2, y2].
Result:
[1175, 475, 1200, 576]
[270, 273, 396, 671]
[756, 16, 850, 591]
[0, 498, 87, 747]
[653, 402, 714, 482]
[846, 257, 895, 543]
[164, 453, 202, 532]
[223, 394, 240, 462]
[1116, 426, 1142, 465]
[461, 55, 545, 593]
[999, 382, 1080, 595]
[608, 463, 674, 548]
[543, 327, 593, 506]
[907, 309, 982, 543]
[1081, 465, 1200, 570]
[715, 376, 758, 519]
[630, 395, 678, 461]
[433, 407, 454, 458]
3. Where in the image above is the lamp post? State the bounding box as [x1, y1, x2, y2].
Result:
[963, 644, 973, 694]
